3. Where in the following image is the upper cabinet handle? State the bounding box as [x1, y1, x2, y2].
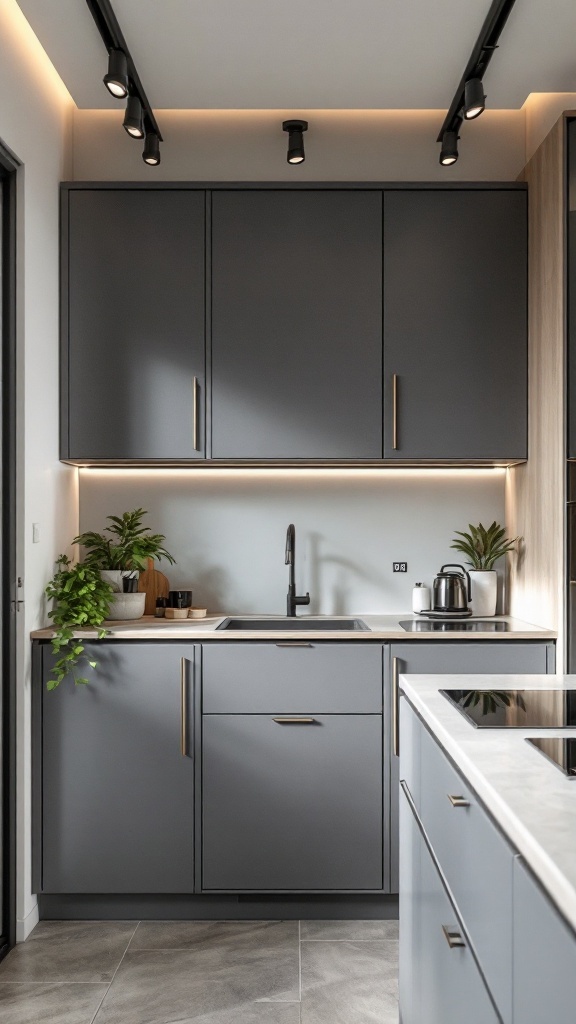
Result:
[193, 377, 200, 452]
[392, 374, 399, 451]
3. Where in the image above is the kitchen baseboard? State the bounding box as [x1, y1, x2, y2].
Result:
[38, 894, 398, 921]
[16, 903, 39, 942]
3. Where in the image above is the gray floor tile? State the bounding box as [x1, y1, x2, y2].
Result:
[0, 922, 137, 984]
[300, 939, 399, 1024]
[0, 982, 108, 1024]
[131, 920, 298, 953]
[300, 919, 399, 941]
[94, 944, 300, 1024]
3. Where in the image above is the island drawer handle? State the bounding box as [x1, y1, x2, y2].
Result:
[273, 717, 317, 725]
[442, 925, 466, 949]
[447, 794, 470, 808]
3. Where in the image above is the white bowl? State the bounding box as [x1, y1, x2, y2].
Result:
[107, 592, 146, 621]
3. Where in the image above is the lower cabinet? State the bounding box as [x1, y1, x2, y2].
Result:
[37, 642, 196, 894]
[202, 713, 383, 891]
[389, 642, 553, 891]
[400, 783, 499, 1024]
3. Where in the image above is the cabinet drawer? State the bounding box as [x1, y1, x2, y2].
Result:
[202, 643, 382, 714]
[420, 725, 513, 1023]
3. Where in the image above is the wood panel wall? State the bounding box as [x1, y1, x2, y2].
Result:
[506, 115, 567, 670]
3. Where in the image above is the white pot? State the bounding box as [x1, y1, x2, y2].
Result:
[100, 570, 139, 594]
[107, 592, 146, 621]
[469, 570, 498, 617]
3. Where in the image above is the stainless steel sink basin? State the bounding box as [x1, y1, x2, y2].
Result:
[216, 617, 371, 632]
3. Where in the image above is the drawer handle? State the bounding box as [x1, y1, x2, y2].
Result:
[442, 925, 466, 949]
[193, 376, 200, 452]
[447, 794, 470, 808]
[392, 373, 399, 450]
[275, 642, 313, 648]
[273, 717, 317, 725]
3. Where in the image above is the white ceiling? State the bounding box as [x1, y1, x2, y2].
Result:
[15, 0, 576, 110]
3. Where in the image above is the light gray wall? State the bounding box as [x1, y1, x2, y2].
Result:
[79, 469, 506, 615]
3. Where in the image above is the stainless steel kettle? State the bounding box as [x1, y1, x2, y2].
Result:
[432, 564, 471, 613]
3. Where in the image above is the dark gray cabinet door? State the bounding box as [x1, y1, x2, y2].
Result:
[202, 714, 383, 891]
[389, 642, 551, 892]
[65, 189, 205, 460]
[383, 189, 527, 459]
[41, 643, 195, 893]
[211, 190, 383, 459]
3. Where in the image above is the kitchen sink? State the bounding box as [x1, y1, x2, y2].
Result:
[216, 617, 371, 631]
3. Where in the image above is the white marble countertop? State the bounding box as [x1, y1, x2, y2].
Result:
[30, 613, 556, 641]
[400, 674, 576, 932]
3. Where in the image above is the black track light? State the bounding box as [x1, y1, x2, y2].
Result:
[123, 95, 144, 138]
[464, 77, 485, 120]
[142, 131, 161, 166]
[283, 120, 308, 165]
[439, 130, 459, 166]
[103, 48, 129, 98]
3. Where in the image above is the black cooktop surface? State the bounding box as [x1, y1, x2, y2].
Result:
[526, 737, 576, 777]
[442, 689, 576, 728]
[400, 620, 512, 632]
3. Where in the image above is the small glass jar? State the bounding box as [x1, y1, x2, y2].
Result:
[155, 597, 168, 618]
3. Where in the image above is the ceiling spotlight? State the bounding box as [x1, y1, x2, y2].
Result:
[464, 77, 485, 119]
[282, 120, 308, 165]
[103, 48, 129, 98]
[123, 95, 144, 138]
[439, 130, 459, 166]
[142, 131, 161, 166]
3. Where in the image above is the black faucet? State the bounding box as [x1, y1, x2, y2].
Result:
[285, 524, 310, 617]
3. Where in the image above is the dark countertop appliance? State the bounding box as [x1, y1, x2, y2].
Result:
[442, 688, 576, 728]
[432, 564, 472, 615]
[526, 737, 576, 777]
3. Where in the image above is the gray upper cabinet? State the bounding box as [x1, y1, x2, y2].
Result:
[383, 189, 527, 460]
[39, 642, 196, 894]
[63, 189, 206, 461]
[210, 190, 383, 459]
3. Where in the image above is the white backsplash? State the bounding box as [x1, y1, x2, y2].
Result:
[78, 469, 506, 616]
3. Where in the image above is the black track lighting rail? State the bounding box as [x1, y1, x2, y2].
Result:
[436, 0, 517, 143]
[85, 0, 163, 141]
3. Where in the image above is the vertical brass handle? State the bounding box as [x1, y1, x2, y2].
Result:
[392, 374, 398, 451]
[442, 925, 466, 949]
[193, 377, 200, 452]
[181, 657, 188, 756]
[392, 656, 400, 758]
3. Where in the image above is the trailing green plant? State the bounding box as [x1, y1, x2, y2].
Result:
[73, 508, 176, 572]
[450, 521, 519, 571]
[44, 556, 114, 690]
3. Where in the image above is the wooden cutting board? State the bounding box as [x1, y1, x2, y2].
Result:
[138, 557, 170, 615]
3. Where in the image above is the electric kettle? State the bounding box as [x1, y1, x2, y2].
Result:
[432, 564, 471, 613]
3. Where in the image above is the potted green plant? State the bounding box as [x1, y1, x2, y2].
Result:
[450, 521, 519, 616]
[44, 556, 114, 689]
[73, 508, 176, 620]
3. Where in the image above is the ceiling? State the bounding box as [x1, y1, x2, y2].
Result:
[15, 0, 576, 111]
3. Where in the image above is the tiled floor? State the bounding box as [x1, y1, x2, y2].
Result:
[0, 919, 399, 1023]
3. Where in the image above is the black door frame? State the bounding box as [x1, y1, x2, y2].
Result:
[0, 139, 18, 959]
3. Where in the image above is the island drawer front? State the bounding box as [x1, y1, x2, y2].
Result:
[202, 643, 383, 714]
[420, 724, 514, 1024]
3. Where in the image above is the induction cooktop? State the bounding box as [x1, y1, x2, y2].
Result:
[442, 689, 576, 728]
[526, 738, 576, 777]
[399, 620, 512, 632]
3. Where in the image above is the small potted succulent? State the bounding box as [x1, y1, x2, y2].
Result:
[73, 508, 175, 620]
[450, 521, 519, 616]
[44, 556, 114, 689]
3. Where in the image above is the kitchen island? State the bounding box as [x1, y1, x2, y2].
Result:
[399, 675, 576, 1024]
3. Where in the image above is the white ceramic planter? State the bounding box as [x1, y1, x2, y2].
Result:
[107, 592, 146, 621]
[469, 570, 498, 617]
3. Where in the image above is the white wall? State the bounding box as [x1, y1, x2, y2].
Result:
[79, 469, 507, 615]
[0, 0, 76, 939]
[72, 108, 527, 182]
